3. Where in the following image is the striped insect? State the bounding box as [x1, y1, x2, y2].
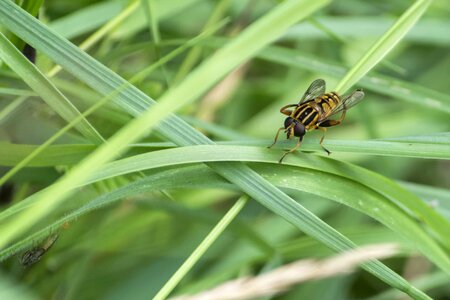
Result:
[20, 234, 59, 267]
[268, 79, 365, 163]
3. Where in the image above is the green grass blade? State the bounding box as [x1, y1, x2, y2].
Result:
[49, 1, 124, 39]
[0, 88, 36, 97]
[0, 0, 329, 254]
[335, 0, 432, 93]
[141, 0, 170, 86]
[252, 45, 450, 114]
[2, 134, 448, 168]
[110, 0, 206, 39]
[0, 22, 224, 187]
[284, 16, 450, 46]
[0, 96, 27, 125]
[2, 162, 448, 278]
[154, 195, 248, 300]
[47, 0, 141, 77]
[368, 271, 450, 300]
[3, 143, 447, 249]
[173, 0, 231, 84]
[5, 0, 43, 51]
[0, 0, 435, 298]
[0, 143, 94, 166]
[1, 147, 448, 292]
[19, 0, 44, 17]
[83, 145, 450, 248]
[0, 32, 104, 143]
[84, 145, 448, 251]
[2, 144, 449, 251]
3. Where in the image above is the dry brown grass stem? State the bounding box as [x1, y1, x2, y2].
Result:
[170, 243, 399, 300]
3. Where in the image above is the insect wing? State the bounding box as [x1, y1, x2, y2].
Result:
[329, 89, 365, 117]
[42, 234, 59, 250]
[299, 79, 326, 104]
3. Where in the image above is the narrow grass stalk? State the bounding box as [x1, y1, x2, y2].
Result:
[335, 0, 432, 93]
[0, 88, 36, 97]
[154, 195, 248, 300]
[0, 0, 140, 142]
[171, 244, 399, 300]
[47, 0, 140, 77]
[141, 0, 170, 86]
[0, 32, 104, 143]
[0, 0, 141, 143]
[173, 0, 231, 84]
[0, 96, 27, 125]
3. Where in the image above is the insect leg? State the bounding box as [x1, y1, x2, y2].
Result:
[316, 104, 346, 155]
[280, 104, 298, 116]
[268, 127, 285, 148]
[279, 136, 303, 163]
[338, 106, 347, 122]
[317, 126, 331, 155]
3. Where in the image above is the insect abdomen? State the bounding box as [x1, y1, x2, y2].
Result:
[316, 92, 340, 114]
[292, 104, 319, 128]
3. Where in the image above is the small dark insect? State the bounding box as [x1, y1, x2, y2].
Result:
[268, 79, 365, 163]
[20, 234, 59, 267]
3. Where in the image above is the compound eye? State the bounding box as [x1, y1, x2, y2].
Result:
[284, 117, 294, 128]
[293, 122, 306, 137]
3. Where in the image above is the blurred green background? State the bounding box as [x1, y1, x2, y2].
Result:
[0, 0, 449, 299]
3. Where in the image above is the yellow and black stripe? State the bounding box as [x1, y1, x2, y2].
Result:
[290, 92, 341, 129]
[316, 92, 340, 115]
[292, 105, 318, 128]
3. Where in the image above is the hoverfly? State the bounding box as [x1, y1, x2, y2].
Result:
[269, 79, 365, 163]
[20, 234, 59, 267]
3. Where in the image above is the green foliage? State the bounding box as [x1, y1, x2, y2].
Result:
[0, 0, 448, 300]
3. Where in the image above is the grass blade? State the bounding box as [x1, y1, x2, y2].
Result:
[335, 0, 432, 93]
[252, 45, 450, 114]
[154, 195, 248, 300]
[0, 0, 435, 298]
[0, 0, 329, 257]
[2, 134, 449, 168]
[0, 33, 104, 143]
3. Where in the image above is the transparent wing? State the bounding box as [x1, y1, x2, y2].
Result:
[327, 89, 365, 117]
[299, 79, 326, 104]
